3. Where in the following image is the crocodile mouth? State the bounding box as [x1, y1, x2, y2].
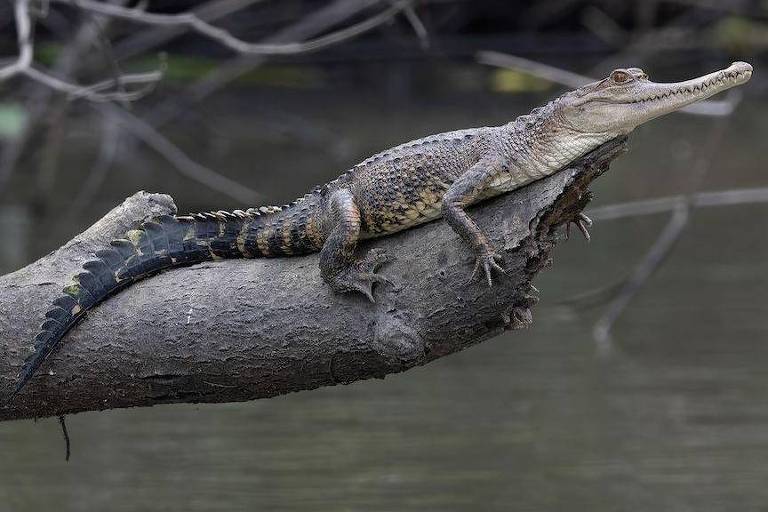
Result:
[629, 62, 752, 104]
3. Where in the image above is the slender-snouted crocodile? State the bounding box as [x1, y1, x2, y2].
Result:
[12, 61, 752, 398]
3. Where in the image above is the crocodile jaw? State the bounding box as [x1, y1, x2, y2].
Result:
[558, 61, 753, 137]
[621, 61, 752, 127]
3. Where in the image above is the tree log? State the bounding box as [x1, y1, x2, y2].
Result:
[0, 137, 628, 422]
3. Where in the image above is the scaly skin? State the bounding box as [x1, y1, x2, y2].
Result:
[13, 62, 752, 397]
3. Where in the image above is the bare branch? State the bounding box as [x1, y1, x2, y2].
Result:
[581, 6, 627, 46]
[590, 106, 740, 353]
[403, 3, 430, 49]
[99, 104, 261, 205]
[587, 186, 768, 222]
[65, 112, 122, 222]
[0, 0, 164, 102]
[114, 0, 268, 59]
[22, 66, 163, 102]
[477, 50, 590, 89]
[144, 0, 387, 128]
[592, 204, 690, 355]
[0, 0, 33, 81]
[0, 5, 129, 191]
[53, 0, 412, 56]
[559, 184, 768, 314]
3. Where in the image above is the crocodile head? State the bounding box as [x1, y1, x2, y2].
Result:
[557, 61, 752, 136]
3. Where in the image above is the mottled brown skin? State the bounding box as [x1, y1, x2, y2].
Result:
[13, 62, 753, 397]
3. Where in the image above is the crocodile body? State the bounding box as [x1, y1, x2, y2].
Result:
[13, 62, 752, 396]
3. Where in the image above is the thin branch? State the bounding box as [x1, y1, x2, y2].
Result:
[53, 0, 412, 56]
[144, 0, 387, 128]
[0, 0, 33, 81]
[559, 185, 768, 312]
[0, 4, 129, 193]
[587, 186, 768, 222]
[99, 104, 261, 205]
[66, 112, 122, 222]
[477, 50, 589, 89]
[114, 0, 267, 59]
[580, 5, 627, 46]
[22, 66, 163, 102]
[590, 105, 739, 353]
[403, 3, 430, 49]
[476, 50, 736, 117]
[592, 204, 690, 355]
[0, 0, 164, 102]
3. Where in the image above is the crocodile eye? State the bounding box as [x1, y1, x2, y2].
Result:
[611, 70, 630, 83]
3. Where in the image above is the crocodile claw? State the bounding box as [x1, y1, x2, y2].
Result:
[331, 248, 394, 302]
[565, 213, 592, 242]
[470, 250, 506, 287]
[349, 272, 394, 302]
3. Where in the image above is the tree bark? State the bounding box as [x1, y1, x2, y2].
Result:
[0, 137, 627, 422]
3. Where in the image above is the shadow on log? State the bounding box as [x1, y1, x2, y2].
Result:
[0, 137, 628, 422]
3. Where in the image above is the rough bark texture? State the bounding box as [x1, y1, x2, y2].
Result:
[0, 138, 627, 422]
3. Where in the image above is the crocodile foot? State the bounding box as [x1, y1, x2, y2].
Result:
[471, 249, 507, 287]
[565, 213, 592, 242]
[331, 248, 394, 302]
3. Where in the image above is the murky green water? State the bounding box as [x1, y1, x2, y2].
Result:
[1, 88, 766, 511]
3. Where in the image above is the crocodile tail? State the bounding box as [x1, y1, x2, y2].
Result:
[13, 209, 266, 397]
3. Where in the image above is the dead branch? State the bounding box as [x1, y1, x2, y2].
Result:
[0, 0, 163, 101]
[592, 204, 690, 354]
[591, 109, 738, 352]
[53, 0, 412, 56]
[587, 186, 768, 221]
[113, 0, 268, 59]
[0, 2, 128, 190]
[99, 104, 261, 205]
[0, 138, 628, 422]
[145, 0, 392, 128]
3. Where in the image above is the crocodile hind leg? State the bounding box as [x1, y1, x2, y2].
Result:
[319, 189, 392, 302]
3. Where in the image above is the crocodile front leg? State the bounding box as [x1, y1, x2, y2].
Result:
[319, 189, 392, 302]
[441, 156, 507, 287]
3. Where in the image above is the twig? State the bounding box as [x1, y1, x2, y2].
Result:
[580, 6, 627, 46]
[144, 0, 388, 128]
[22, 66, 163, 102]
[587, 186, 768, 222]
[592, 203, 690, 355]
[477, 50, 590, 89]
[66, 112, 122, 222]
[476, 50, 736, 117]
[58, 415, 71, 461]
[115, 0, 268, 59]
[403, 3, 430, 49]
[0, 3, 128, 193]
[0, 0, 33, 81]
[559, 184, 768, 312]
[100, 104, 261, 205]
[53, 0, 412, 56]
[0, 0, 164, 102]
[591, 103, 739, 354]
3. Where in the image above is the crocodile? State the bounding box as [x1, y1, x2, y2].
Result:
[12, 61, 752, 397]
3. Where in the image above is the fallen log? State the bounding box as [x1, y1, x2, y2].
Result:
[0, 137, 627, 421]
